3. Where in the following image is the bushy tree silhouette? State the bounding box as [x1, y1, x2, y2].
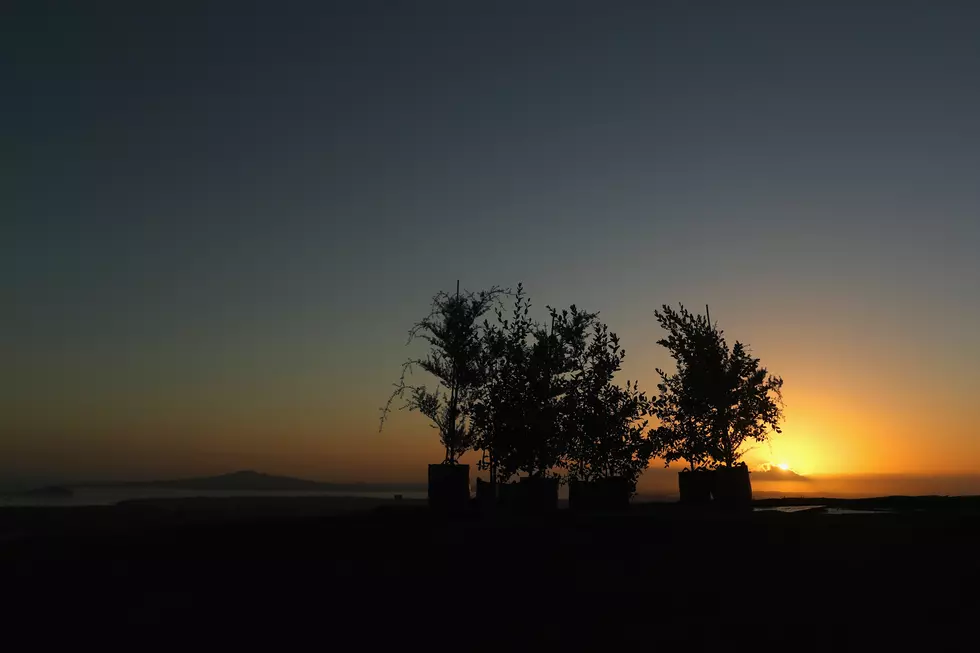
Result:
[385, 287, 761, 509]
[471, 284, 535, 482]
[381, 284, 505, 464]
[651, 304, 784, 469]
[563, 315, 652, 490]
[473, 291, 652, 492]
[472, 286, 580, 482]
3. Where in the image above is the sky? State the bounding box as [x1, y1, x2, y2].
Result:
[4, 1, 980, 492]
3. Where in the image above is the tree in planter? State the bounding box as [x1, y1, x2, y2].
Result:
[564, 315, 653, 495]
[651, 304, 784, 505]
[380, 284, 504, 464]
[517, 311, 581, 480]
[709, 339, 784, 468]
[471, 284, 535, 485]
[651, 304, 730, 469]
[472, 289, 581, 483]
[470, 291, 593, 513]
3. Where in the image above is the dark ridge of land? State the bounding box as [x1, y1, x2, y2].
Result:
[753, 494, 980, 513]
[2, 496, 978, 639]
[16, 485, 73, 497]
[76, 469, 426, 493]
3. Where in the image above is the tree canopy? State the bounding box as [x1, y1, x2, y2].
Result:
[380, 284, 505, 464]
[383, 289, 783, 487]
[472, 287, 588, 480]
[563, 316, 652, 488]
[651, 304, 784, 469]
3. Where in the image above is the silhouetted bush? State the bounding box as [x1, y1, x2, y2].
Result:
[387, 287, 785, 515]
[471, 286, 579, 486]
[651, 304, 783, 507]
[561, 310, 652, 494]
[473, 292, 652, 510]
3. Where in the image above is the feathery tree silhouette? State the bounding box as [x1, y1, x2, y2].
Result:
[380, 283, 505, 464]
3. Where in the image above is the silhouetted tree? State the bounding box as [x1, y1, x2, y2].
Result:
[471, 284, 535, 483]
[518, 310, 577, 478]
[472, 291, 591, 482]
[381, 284, 505, 464]
[651, 304, 784, 469]
[563, 315, 652, 489]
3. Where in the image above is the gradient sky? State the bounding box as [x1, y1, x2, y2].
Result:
[4, 1, 980, 489]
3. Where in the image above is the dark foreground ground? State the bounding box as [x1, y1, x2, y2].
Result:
[2, 495, 979, 642]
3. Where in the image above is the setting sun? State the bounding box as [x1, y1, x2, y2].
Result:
[778, 463, 789, 471]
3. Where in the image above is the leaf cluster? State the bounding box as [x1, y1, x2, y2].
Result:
[651, 304, 784, 469]
[379, 285, 505, 464]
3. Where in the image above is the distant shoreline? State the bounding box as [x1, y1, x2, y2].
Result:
[0, 486, 429, 508]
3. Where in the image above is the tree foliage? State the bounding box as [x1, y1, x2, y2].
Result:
[382, 288, 785, 490]
[651, 304, 784, 469]
[380, 285, 505, 464]
[473, 293, 652, 487]
[563, 316, 652, 489]
[472, 287, 582, 481]
[471, 284, 536, 480]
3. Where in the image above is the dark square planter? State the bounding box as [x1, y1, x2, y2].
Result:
[569, 477, 632, 512]
[499, 476, 559, 514]
[712, 465, 752, 511]
[427, 464, 470, 514]
[678, 470, 714, 505]
[475, 477, 496, 513]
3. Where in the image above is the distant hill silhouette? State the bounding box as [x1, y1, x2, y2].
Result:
[90, 470, 425, 493]
[18, 485, 74, 497]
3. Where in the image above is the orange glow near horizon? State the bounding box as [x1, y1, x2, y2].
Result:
[7, 1, 980, 501]
[3, 289, 979, 489]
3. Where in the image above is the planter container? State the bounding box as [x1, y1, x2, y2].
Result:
[499, 476, 559, 514]
[519, 476, 559, 513]
[475, 477, 496, 513]
[712, 465, 752, 511]
[497, 480, 522, 510]
[569, 477, 632, 512]
[427, 464, 470, 514]
[678, 470, 714, 505]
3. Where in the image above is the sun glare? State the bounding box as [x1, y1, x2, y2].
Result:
[778, 462, 789, 471]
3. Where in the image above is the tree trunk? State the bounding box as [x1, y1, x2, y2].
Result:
[489, 446, 496, 485]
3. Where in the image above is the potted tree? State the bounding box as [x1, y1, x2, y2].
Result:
[564, 314, 652, 512]
[472, 290, 572, 514]
[512, 311, 575, 513]
[654, 421, 714, 505]
[380, 282, 503, 514]
[703, 339, 784, 510]
[651, 305, 723, 504]
[471, 284, 534, 512]
[651, 304, 784, 510]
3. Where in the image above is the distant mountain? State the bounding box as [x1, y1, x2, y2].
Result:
[18, 485, 74, 497]
[92, 470, 426, 492]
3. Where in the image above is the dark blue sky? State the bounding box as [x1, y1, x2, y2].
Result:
[4, 1, 980, 483]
